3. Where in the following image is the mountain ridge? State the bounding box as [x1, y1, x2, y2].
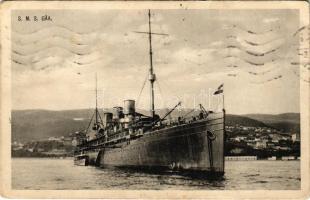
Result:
[11, 109, 300, 142]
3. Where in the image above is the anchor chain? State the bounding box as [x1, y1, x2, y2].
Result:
[207, 130, 216, 170]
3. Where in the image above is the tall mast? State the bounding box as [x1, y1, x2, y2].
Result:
[95, 73, 98, 125]
[148, 10, 156, 119]
[134, 10, 168, 120]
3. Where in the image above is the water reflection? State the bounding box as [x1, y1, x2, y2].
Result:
[12, 158, 300, 190]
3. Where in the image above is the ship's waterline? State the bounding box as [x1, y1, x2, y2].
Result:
[96, 112, 224, 173]
[74, 111, 224, 173]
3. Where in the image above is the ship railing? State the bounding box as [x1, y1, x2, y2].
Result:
[143, 111, 224, 134]
[170, 110, 223, 124]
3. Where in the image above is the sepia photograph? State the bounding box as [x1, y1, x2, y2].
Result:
[0, 1, 309, 199]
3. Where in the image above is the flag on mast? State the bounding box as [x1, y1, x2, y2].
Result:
[213, 84, 224, 95]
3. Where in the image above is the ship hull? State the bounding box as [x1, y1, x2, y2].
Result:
[74, 151, 98, 166]
[74, 155, 88, 166]
[98, 112, 224, 174]
[74, 158, 87, 166]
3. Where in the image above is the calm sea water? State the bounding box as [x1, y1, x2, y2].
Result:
[12, 158, 300, 190]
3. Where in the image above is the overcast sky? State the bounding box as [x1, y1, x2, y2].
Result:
[11, 9, 303, 114]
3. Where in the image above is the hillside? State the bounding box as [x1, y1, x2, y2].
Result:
[244, 113, 300, 124]
[225, 114, 269, 127]
[12, 109, 94, 142]
[244, 113, 300, 133]
[12, 109, 283, 142]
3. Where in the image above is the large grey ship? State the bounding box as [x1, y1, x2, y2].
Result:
[73, 10, 225, 176]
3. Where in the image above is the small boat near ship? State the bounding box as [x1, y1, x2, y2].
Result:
[73, 10, 225, 176]
[74, 155, 88, 166]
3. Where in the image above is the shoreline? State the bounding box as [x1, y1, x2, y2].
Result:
[11, 156, 301, 161]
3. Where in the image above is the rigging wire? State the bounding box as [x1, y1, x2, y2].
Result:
[156, 77, 185, 120]
[136, 73, 149, 107]
[155, 80, 172, 120]
[97, 110, 104, 124]
[85, 110, 95, 134]
[156, 76, 182, 102]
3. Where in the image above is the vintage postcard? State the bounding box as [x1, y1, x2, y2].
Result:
[0, 1, 309, 199]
